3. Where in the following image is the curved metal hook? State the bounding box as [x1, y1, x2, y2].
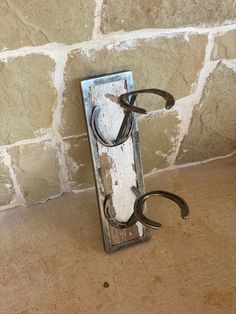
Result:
[90, 106, 133, 147]
[119, 88, 175, 114]
[104, 187, 189, 230]
[104, 194, 138, 228]
[90, 88, 175, 147]
[116, 89, 175, 143]
[134, 190, 189, 230]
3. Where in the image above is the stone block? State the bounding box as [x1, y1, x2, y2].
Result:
[139, 112, 180, 173]
[212, 30, 236, 60]
[101, 0, 236, 33]
[0, 55, 57, 145]
[8, 141, 61, 204]
[176, 63, 236, 164]
[64, 137, 94, 189]
[0, 0, 95, 50]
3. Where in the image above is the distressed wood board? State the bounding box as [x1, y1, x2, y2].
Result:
[81, 71, 150, 253]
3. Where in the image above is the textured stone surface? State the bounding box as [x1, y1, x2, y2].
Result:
[212, 30, 236, 60]
[0, 0, 95, 50]
[0, 55, 57, 145]
[177, 63, 236, 164]
[139, 112, 180, 173]
[0, 153, 15, 206]
[1, 156, 236, 313]
[102, 0, 236, 33]
[8, 141, 61, 204]
[64, 137, 94, 189]
[61, 35, 206, 137]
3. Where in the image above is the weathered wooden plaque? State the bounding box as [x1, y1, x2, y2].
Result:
[81, 71, 149, 253]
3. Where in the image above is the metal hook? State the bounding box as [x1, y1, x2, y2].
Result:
[119, 88, 175, 113]
[104, 191, 139, 229]
[133, 189, 189, 230]
[90, 106, 133, 147]
[104, 186, 189, 230]
[90, 88, 175, 147]
[116, 89, 175, 143]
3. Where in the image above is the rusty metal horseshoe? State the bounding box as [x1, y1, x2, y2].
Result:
[90, 89, 175, 147]
[90, 106, 133, 147]
[104, 187, 189, 230]
[133, 190, 190, 230]
[119, 88, 175, 112]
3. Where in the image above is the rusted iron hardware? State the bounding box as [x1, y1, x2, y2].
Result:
[81, 71, 189, 253]
[105, 187, 189, 230]
[102, 89, 189, 229]
[91, 89, 175, 147]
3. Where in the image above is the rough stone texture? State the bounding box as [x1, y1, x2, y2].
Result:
[212, 30, 236, 60]
[0, 55, 57, 145]
[61, 35, 207, 137]
[177, 63, 236, 164]
[1, 156, 236, 313]
[139, 112, 180, 173]
[102, 0, 236, 33]
[0, 153, 15, 206]
[8, 141, 61, 204]
[0, 0, 95, 50]
[64, 137, 94, 190]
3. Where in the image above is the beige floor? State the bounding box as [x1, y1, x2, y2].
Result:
[0, 156, 236, 314]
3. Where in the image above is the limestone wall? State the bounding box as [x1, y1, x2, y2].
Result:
[0, 0, 236, 209]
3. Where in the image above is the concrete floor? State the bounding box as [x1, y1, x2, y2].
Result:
[0, 156, 236, 314]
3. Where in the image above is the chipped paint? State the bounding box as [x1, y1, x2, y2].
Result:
[90, 81, 138, 222]
[83, 73, 147, 251]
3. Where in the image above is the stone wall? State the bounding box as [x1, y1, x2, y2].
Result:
[0, 0, 236, 209]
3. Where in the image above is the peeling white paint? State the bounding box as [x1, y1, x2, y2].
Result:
[90, 80, 143, 234]
[91, 82, 137, 221]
